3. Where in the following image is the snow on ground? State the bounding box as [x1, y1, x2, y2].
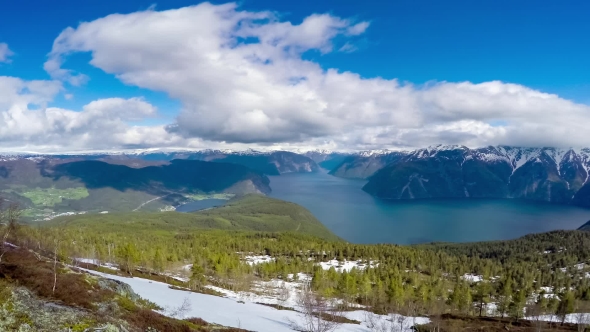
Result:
[243, 255, 275, 266]
[526, 313, 590, 324]
[205, 274, 308, 309]
[81, 268, 427, 332]
[461, 274, 483, 283]
[319, 260, 378, 273]
[240, 255, 379, 273]
[74, 258, 119, 270]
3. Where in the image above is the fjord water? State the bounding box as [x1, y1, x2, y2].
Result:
[268, 171, 590, 244]
[175, 199, 226, 212]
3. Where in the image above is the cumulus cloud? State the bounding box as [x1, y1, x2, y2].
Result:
[31, 2, 590, 150]
[0, 76, 188, 152]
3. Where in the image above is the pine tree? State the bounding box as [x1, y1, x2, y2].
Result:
[474, 280, 492, 317]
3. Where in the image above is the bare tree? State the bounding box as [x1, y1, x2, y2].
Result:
[52, 239, 60, 295]
[289, 283, 344, 332]
[574, 312, 589, 332]
[526, 301, 546, 332]
[574, 301, 590, 332]
[167, 297, 193, 319]
[0, 201, 21, 264]
[277, 281, 291, 309]
[365, 311, 396, 332]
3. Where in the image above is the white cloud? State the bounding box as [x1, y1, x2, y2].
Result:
[346, 21, 370, 36]
[21, 2, 590, 151]
[0, 76, 189, 152]
[0, 43, 13, 63]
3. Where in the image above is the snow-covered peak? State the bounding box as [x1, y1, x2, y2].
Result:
[425, 144, 468, 153]
[355, 149, 395, 157]
[302, 149, 334, 155]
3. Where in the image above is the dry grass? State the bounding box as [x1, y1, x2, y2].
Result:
[0, 248, 112, 309]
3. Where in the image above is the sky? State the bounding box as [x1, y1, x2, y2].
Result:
[0, 0, 589, 152]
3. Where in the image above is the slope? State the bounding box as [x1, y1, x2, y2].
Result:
[361, 145, 590, 207]
[46, 194, 340, 241]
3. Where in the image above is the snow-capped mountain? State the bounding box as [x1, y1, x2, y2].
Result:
[361, 145, 590, 207]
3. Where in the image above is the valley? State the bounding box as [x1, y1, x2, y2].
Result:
[0, 157, 271, 221]
[2, 2, 588, 331]
[268, 171, 590, 244]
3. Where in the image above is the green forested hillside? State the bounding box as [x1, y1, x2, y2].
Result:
[46, 194, 339, 241]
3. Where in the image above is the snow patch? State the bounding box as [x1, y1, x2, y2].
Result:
[461, 274, 483, 283]
[242, 255, 275, 266]
[80, 268, 427, 332]
[319, 259, 378, 273]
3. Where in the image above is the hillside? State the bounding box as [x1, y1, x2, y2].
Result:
[13, 219, 590, 331]
[360, 145, 590, 207]
[0, 243, 247, 331]
[46, 194, 339, 241]
[0, 158, 270, 220]
[578, 220, 590, 231]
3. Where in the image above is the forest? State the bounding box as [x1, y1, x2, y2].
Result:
[3, 195, 590, 331]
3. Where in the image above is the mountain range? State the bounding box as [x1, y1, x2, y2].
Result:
[4, 145, 590, 213]
[1, 150, 319, 175]
[356, 145, 590, 207]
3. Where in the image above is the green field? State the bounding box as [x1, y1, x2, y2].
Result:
[17, 187, 89, 207]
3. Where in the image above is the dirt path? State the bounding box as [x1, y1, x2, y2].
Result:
[133, 195, 165, 211]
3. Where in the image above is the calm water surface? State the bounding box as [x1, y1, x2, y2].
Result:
[175, 199, 226, 212]
[268, 171, 590, 245]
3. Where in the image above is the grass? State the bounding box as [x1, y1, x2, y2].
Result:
[16, 187, 89, 207]
[47, 194, 340, 241]
[0, 248, 111, 309]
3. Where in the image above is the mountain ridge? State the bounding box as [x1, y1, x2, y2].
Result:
[360, 145, 590, 207]
[0, 150, 319, 176]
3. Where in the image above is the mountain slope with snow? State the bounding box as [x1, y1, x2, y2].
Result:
[362, 145, 590, 207]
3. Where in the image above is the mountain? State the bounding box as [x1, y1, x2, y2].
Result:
[209, 150, 319, 175]
[362, 145, 590, 207]
[578, 220, 590, 231]
[1, 149, 320, 175]
[0, 158, 270, 218]
[329, 151, 408, 179]
[49, 159, 271, 194]
[302, 150, 352, 171]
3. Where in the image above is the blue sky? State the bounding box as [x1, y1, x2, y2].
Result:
[0, 0, 589, 151]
